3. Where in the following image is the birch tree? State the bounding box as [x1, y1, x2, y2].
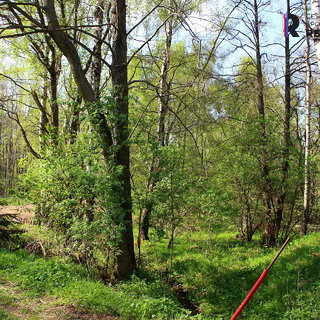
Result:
[311, 0, 320, 66]
[139, 17, 173, 242]
[303, 0, 312, 234]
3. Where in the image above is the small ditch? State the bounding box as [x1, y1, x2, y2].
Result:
[170, 280, 199, 315]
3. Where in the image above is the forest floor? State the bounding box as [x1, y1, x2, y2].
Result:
[1, 206, 320, 319]
[0, 206, 116, 320]
[0, 279, 115, 320]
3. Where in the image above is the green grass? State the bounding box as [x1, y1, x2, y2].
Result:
[1, 230, 319, 319]
[0, 249, 185, 320]
[142, 231, 320, 319]
[0, 310, 18, 320]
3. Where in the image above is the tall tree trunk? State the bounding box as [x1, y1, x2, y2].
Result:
[263, 0, 291, 246]
[311, 0, 320, 67]
[45, 37, 61, 135]
[303, 0, 312, 235]
[50, 66, 59, 131]
[37, 86, 49, 146]
[43, 0, 136, 280]
[92, 0, 104, 99]
[139, 19, 173, 242]
[274, 0, 292, 244]
[69, 95, 82, 144]
[252, 0, 274, 246]
[109, 0, 136, 279]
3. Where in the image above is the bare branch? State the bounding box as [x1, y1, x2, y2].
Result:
[127, 0, 164, 35]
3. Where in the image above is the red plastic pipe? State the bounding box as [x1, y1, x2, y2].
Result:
[230, 269, 268, 320]
[230, 238, 290, 320]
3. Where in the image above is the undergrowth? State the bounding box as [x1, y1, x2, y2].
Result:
[0, 231, 319, 319]
[142, 230, 320, 319]
[0, 249, 186, 319]
[0, 310, 18, 320]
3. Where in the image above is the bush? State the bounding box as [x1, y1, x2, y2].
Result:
[19, 132, 125, 272]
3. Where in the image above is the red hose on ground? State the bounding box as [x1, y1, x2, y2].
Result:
[230, 269, 268, 320]
[230, 238, 290, 320]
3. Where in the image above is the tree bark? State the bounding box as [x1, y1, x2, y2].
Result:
[49, 64, 59, 131]
[274, 0, 291, 242]
[251, 0, 274, 246]
[311, 0, 320, 67]
[109, 0, 136, 279]
[303, 0, 312, 235]
[43, 0, 136, 280]
[262, 0, 291, 246]
[92, 0, 105, 99]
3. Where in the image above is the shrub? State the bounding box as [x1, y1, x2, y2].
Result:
[19, 132, 125, 273]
